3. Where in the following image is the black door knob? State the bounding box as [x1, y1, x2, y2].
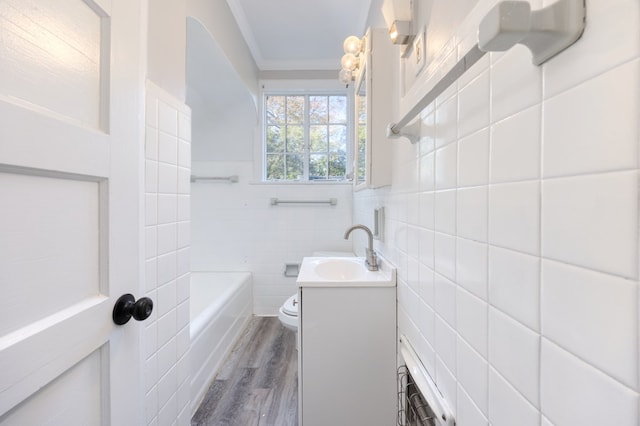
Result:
[113, 294, 154, 325]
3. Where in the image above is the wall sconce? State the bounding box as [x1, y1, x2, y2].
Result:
[381, 0, 414, 45]
[338, 35, 363, 84]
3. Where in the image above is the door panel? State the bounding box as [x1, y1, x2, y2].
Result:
[1, 347, 106, 425]
[0, 0, 106, 128]
[0, 171, 102, 336]
[0, 0, 144, 422]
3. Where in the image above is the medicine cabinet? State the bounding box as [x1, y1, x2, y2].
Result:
[353, 28, 395, 190]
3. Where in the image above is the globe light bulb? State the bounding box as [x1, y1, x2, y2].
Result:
[341, 53, 358, 71]
[343, 36, 361, 55]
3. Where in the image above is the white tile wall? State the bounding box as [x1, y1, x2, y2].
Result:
[354, 0, 640, 424]
[144, 81, 191, 426]
[190, 161, 354, 315]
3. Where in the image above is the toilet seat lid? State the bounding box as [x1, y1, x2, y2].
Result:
[282, 294, 298, 316]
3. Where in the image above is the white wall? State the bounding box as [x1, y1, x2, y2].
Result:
[191, 162, 353, 314]
[143, 82, 192, 426]
[355, 0, 640, 425]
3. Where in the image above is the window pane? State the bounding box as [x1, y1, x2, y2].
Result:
[286, 125, 304, 152]
[357, 96, 366, 123]
[309, 154, 328, 179]
[309, 96, 328, 124]
[285, 154, 303, 179]
[266, 154, 284, 180]
[286, 96, 304, 124]
[309, 125, 328, 152]
[329, 154, 346, 178]
[329, 125, 347, 152]
[329, 96, 347, 123]
[266, 125, 284, 152]
[266, 96, 285, 124]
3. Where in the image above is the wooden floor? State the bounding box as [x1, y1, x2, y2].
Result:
[192, 317, 298, 426]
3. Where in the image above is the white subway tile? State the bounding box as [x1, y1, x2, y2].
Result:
[177, 195, 190, 222]
[145, 258, 158, 292]
[419, 229, 435, 269]
[176, 324, 190, 359]
[145, 226, 157, 260]
[408, 193, 420, 226]
[490, 105, 541, 184]
[176, 273, 189, 304]
[489, 181, 540, 255]
[543, 0, 640, 98]
[435, 190, 457, 234]
[157, 309, 177, 350]
[456, 238, 488, 300]
[145, 386, 158, 425]
[419, 191, 435, 229]
[178, 112, 191, 142]
[419, 263, 435, 307]
[157, 252, 177, 286]
[542, 171, 638, 278]
[177, 221, 190, 249]
[419, 110, 436, 155]
[145, 126, 158, 161]
[158, 383, 177, 426]
[157, 280, 177, 317]
[435, 356, 458, 415]
[491, 45, 542, 123]
[158, 101, 178, 136]
[158, 163, 178, 194]
[146, 94, 158, 127]
[457, 385, 488, 426]
[457, 338, 488, 415]
[458, 70, 490, 138]
[435, 142, 458, 190]
[143, 321, 158, 360]
[146, 160, 158, 193]
[541, 339, 639, 426]
[178, 139, 191, 169]
[489, 308, 540, 407]
[457, 186, 488, 243]
[543, 60, 639, 178]
[144, 354, 158, 393]
[420, 151, 435, 191]
[177, 167, 191, 195]
[489, 246, 540, 331]
[158, 132, 178, 166]
[146, 193, 158, 226]
[542, 260, 638, 389]
[489, 368, 540, 426]
[435, 95, 457, 149]
[458, 128, 489, 187]
[435, 273, 457, 327]
[435, 233, 456, 281]
[157, 223, 177, 256]
[457, 288, 488, 357]
[418, 300, 436, 349]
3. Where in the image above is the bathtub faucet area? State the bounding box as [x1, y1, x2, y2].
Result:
[344, 224, 378, 271]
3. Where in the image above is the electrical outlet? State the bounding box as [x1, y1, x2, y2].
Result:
[413, 27, 426, 76]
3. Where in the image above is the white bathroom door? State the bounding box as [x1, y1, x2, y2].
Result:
[0, 0, 145, 424]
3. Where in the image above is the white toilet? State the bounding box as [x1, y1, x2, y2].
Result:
[278, 251, 354, 335]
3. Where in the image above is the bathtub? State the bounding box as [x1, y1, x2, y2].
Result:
[190, 271, 253, 414]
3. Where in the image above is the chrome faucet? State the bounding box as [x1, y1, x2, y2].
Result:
[344, 224, 378, 271]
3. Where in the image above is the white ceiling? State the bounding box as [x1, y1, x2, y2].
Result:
[226, 0, 373, 71]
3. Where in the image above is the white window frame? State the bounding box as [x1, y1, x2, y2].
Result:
[258, 79, 354, 183]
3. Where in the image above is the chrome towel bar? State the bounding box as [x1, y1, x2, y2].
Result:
[270, 198, 337, 206]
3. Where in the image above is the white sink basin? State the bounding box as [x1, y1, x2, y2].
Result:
[297, 256, 396, 287]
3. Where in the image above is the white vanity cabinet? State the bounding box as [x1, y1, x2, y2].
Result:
[354, 27, 396, 190]
[297, 274, 397, 425]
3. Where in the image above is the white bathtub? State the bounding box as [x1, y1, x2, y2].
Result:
[190, 271, 253, 415]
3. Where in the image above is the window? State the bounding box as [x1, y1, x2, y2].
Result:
[264, 94, 350, 181]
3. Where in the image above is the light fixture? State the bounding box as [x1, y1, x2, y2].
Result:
[338, 34, 363, 85]
[381, 0, 414, 45]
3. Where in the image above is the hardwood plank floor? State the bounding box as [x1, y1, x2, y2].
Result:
[192, 317, 298, 426]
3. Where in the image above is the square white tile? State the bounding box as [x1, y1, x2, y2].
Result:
[420, 151, 436, 191]
[489, 181, 540, 255]
[457, 385, 488, 426]
[419, 263, 435, 308]
[543, 60, 639, 178]
[435, 189, 457, 235]
[419, 229, 435, 269]
[456, 238, 488, 300]
[435, 232, 456, 281]
[488, 246, 540, 331]
[489, 308, 540, 406]
[457, 337, 489, 415]
[435, 273, 457, 327]
[457, 186, 488, 243]
[458, 128, 489, 187]
[435, 143, 458, 190]
[457, 288, 488, 357]
[542, 171, 638, 278]
[490, 44, 542, 123]
[542, 259, 638, 389]
[541, 339, 639, 426]
[435, 95, 458, 149]
[458, 70, 490, 138]
[490, 105, 541, 184]
[489, 368, 540, 426]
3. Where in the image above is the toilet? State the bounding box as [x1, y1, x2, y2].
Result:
[278, 251, 354, 335]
